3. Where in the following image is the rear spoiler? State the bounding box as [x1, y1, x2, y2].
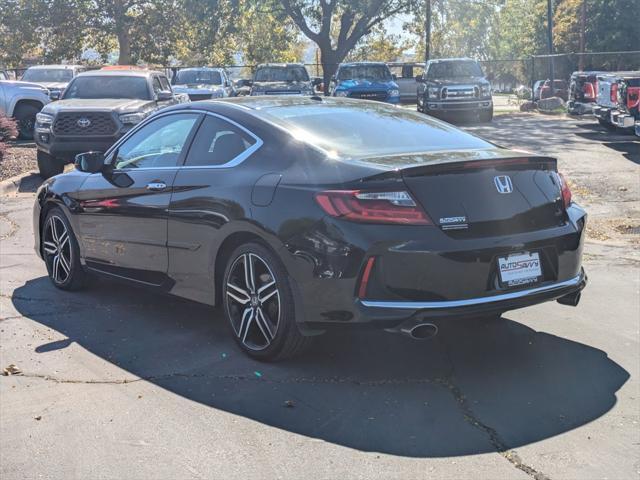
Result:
[400, 156, 558, 177]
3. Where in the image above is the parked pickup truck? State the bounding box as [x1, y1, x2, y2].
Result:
[331, 62, 400, 103]
[172, 67, 234, 100]
[21, 65, 86, 101]
[592, 72, 629, 127]
[249, 63, 315, 96]
[0, 80, 50, 139]
[417, 57, 493, 121]
[34, 69, 181, 178]
[609, 72, 640, 131]
[567, 71, 602, 115]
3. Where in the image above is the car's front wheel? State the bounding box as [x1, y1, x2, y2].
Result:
[14, 103, 40, 140]
[37, 150, 65, 178]
[42, 207, 87, 290]
[223, 242, 312, 361]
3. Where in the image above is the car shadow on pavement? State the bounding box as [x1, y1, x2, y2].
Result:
[12, 276, 629, 458]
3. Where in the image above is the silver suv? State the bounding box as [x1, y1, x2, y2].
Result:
[0, 79, 50, 138]
[21, 65, 86, 100]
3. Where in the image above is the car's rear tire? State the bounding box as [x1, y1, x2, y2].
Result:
[223, 242, 313, 361]
[37, 150, 65, 178]
[598, 118, 615, 130]
[14, 103, 40, 140]
[42, 207, 87, 291]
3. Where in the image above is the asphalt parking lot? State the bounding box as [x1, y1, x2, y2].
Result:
[1, 113, 638, 479]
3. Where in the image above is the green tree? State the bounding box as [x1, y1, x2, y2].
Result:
[347, 24, 410, 62]
[280, 0, 415, 93]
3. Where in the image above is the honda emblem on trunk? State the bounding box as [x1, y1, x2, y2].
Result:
[494, 175, 513, 194]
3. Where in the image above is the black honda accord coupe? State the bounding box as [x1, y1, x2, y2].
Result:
[33, 97, 587, 360]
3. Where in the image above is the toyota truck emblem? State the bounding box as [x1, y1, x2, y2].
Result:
[77, 117, 91, 128]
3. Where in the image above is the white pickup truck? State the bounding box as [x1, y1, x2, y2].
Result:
[0, 80, 50, 139]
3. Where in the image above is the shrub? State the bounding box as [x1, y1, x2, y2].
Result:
[0, 113, 18, 162]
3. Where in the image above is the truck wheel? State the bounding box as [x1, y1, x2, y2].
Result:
[480, 108, 493, 123]
[597, 118, 615, 130]
[37, 150, 65, 179]
[14, 103, 40, 140]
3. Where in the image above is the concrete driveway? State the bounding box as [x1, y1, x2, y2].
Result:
[1, 113, 638, 479]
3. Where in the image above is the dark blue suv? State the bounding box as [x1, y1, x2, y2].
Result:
[330, 62, 400, 104]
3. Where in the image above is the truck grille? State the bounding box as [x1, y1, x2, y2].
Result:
[348, 91, 388, 101]
[53, 113, 117, 136]
[441, 86, 479, 100]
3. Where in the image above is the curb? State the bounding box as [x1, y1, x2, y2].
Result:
[0, 170, 40, 195]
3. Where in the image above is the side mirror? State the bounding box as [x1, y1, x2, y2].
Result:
[157, 90, 173, 101]
[312, 77, 322, 86]
[415, 75, 424, 82]
[75, 151, 105, 173]
[49, 90, 61, 101]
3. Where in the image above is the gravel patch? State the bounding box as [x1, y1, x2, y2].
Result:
[0, 142, 37, 181]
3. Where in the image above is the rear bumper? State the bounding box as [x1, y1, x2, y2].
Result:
[359, 270, 586, 324]
[567, 100, 594, 115]
[592, 105, 612, 122]
[288, 203, 587, 331]
[610, 110, 636, 129]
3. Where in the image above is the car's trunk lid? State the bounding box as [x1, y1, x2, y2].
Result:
[398, 155, 565, 236]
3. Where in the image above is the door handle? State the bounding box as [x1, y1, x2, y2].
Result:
[146, 182, 167, 191]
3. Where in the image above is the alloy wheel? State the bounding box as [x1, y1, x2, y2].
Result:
[43, 215, 72, 284]
[225, 253, 280, 351]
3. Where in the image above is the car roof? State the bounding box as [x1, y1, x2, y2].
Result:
[177, 67, 225, 72]
[339, 61, 388, 67]
[256, 63, 306, 68]
[26, 64, 82, 70]
[427, 57, 476, 63]
[75, 69, 160, 78]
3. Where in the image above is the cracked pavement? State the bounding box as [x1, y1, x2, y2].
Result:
[1, 114, 639, 479]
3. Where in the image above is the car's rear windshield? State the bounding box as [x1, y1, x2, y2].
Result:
[23, 68, 74, 82]
[174, 70, 222, 85]
[254, 67, 309, 82]
[62, 76, 150, 100]
[263, 102, 491, 157]
[337, 65, 391, 81]
[427, 61, 483, 79]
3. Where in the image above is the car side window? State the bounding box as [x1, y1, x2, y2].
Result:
[159, 75, 171, 91]
[152, 76, 162, 95]
[184, 115, 256, 167]
[114, 113, 199, 169]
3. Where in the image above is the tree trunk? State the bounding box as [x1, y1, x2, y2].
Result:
[320, 46, 338, 96]
[117, 28, 132, 65]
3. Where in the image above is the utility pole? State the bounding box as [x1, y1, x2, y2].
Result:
[578, 0, 586, 71]
[424, 0, 431, 64]
[547, 0, 555, 95]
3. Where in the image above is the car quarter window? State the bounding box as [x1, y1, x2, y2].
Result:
[113, 113, 200, 169]
[159, 75, 171, 91]
[152, 76, 163, 95]
[184, 115, 256, 167]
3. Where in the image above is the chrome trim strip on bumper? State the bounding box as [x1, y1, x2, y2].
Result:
[360, 274, 584, 310]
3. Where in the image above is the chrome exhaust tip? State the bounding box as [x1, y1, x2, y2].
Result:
[402, 322, 438, 340]
[557, 291, 581, 307]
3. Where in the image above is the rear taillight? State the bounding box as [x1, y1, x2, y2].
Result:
[315, 190, 432, 225]
[583, 82, 595, 100]
[610, 83, 618, 103]
[627, 87, 640, 109]
[557, 172, 572, 209]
